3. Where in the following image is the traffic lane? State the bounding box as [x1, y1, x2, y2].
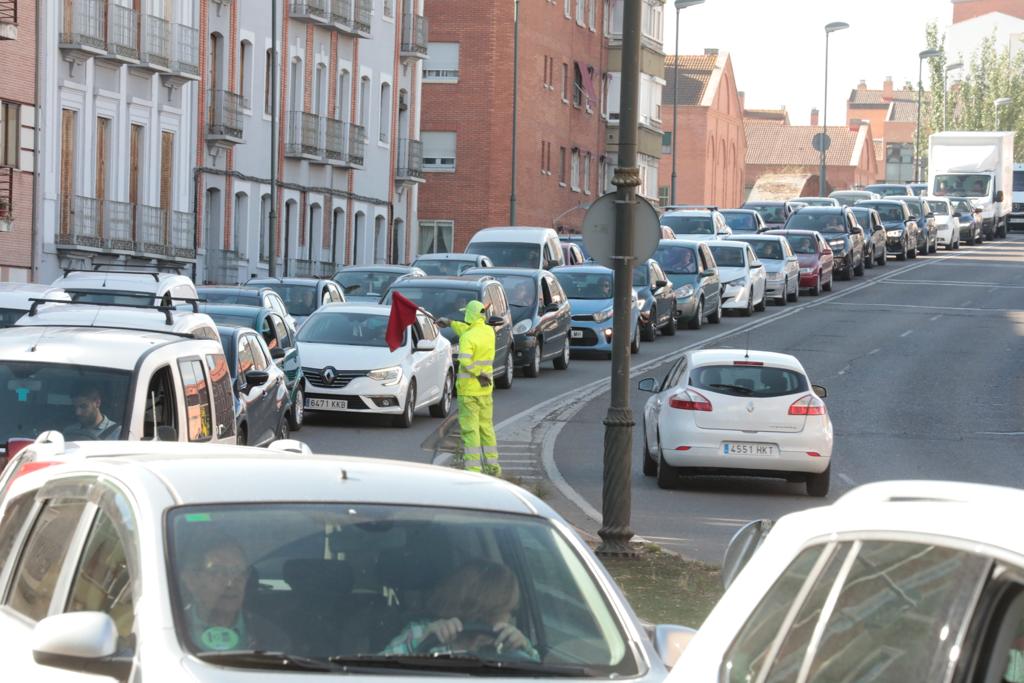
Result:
[553, 238, 1024, 562]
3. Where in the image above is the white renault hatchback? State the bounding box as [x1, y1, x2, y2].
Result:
[639, 349, 833, 496]
[296, 303, 454, 427]
[707, 242, 767, 316]
[0, 439, 684, 681]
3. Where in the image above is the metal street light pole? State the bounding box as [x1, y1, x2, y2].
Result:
[943, 61, 963, 130]
[915, 48, 942, 183]
[509, 0, 520, 224]
[995, 97, 1011, 130]
[268, 0, 278, 277]
[670, 0, 704, 206]
[597, 0, 643, 557]
[820, 22, 848, 195]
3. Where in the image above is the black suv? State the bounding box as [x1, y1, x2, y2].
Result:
[856, 199, 921, 260]
[783, 207, 866, 280]
[382, 276, 516, 389]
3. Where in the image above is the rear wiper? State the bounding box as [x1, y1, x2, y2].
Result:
[195, 650, 338, 672]
[328, 652, 593, 677]
[708, 383, 754, 395]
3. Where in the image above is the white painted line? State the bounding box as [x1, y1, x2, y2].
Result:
[837, 364, 850, 376]
[868, 348, 880, 355]
[826, 301, 1012, 313]
[900, 330, 913, 338]
[963, 299, 973, 306]
[839, 473, 856, 486]
[929, 314, 941, 321]
[886, 279, 1024, 288]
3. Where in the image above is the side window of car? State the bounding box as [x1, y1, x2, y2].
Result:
[205, 353, 236, 440]
[66, 508, 136, 640]
[660, 356, 686, 392]
[247, 335, 270, 371]
[143, 365, 178, 441]
[419, 315, 438, 341]
[6, 498, 88, 621]
[273, 315, 293, 348]
[480, 287, 494, 315]
[177, 358, 213, 442]
[237, 335, 257, 376]
[260, 316, 277, 349]
[329, 283, 344, 303]
[0, 493, 36, 578]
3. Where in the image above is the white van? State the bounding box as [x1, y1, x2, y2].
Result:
[45, 269, 199, 305]
[465, 227, 565, 270]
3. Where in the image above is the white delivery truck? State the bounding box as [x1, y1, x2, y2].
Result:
[928, 132, 1014, 238]
[1011, 162, 1024, 232]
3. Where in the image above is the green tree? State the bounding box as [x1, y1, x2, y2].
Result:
[924, 22, 1024, 159]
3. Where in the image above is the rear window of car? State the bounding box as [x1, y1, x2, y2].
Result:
[722, 212, 757, 230]
[690, 364, 808, 398]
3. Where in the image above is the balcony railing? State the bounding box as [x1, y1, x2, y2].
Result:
[207, 90, 244, 142]
[172, 211, 196, 259]
[104, 199, 135, 251]
[57, 196, 103, 249]
[354, 0, 372, 35]
[291, 0, 330, 23]
[330, 0, 354, 32]
[288, 259, 336, 278]
[60, 0, 106, 55]
[0, 166, 12, 226]
[105, 4, 139, 61]
[170, 23, 199, 77]
[140, 14, 171, 70]
[137, 204, 168, 255]
[400, 14, 428, 58]
[396, 138, 423, 180]
[348, 123, 366, 166]
[324, 118, 348, 164]
[56, 196, 193, 260]
[286, 111, 323, 158]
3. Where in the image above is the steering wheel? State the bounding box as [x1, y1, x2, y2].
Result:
[413, 621, 501, 655]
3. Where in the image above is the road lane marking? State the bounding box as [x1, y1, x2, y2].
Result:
[826, 301, 1014, 313]
[839, 473, 856, 486]
[885, 279, 1024, 288]
[900, 330, 913, 337]
[868, 348, 880, 355]
[929, 314, 942, 321]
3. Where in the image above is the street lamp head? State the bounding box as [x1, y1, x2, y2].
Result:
[994, 97, 1012, 107]
[945, 61, 964, 72]
[919, 48, 942, 60]
[674, 0, 705, 8]
[825, 21, 849, 33]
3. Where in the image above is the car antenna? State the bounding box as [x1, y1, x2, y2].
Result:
[745, 331, 751, 360]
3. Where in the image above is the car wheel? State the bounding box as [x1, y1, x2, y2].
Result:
[788, 278, 799, 302]
[843, 260, 855, 280]
[777, 280, 788, 306]
[524, 341, 542, 378]
[967, 230, 976, 246]
[553, 338, 570, 370]
[708, 296, 723, 324]
[810, 275, 821, 297]
[642, 428, 657, 477]
[496, 350, 514, 389]
[806, 465, 831, 497]
[822, 272, 833, 292]
[854, 253, 865, 276]
[393, 382, 416, 428]
[276, 414, 291, 441]
[288, 386, 304, 431]
[236, 424, 248, 446]
[630, 323, 640, 354]
[754, 288, 767, 312]
[864, 247, 874, 269]
[688, 298, 704, 330]
[741, 291, 753, 317]
[430, 372, 453, 418]
[954, 236, 961, 250]
[930, 237, 938, 253]
[640, 309, 657, 342]
[662, 305, 677, 336]
[656, 453, 680, 489]
[878, 247, 887, 266]
[908, 245, 917, 259]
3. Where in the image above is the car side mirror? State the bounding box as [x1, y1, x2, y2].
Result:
[926, 212, 935, 219]
[156, 425, 178, 442]
[974, 207, 983, 214]
[638, 377, 658, 392]
[908, 215, 918, 221]
[851, 226, 863, 235]
[995, 190, 1004, 203]
[812, 384, 827, 399]
[701, 268, 716, 278]
[953, 212, 962, 219]
[653, 624, 697, 669]
[751, 262, 764, 269]
[270, 346, 286, 361]
[543, 302, 560, 314]
[245, 370, 270, 387]
[32, 612, 133, 680]
[655, 279, 669, 288]
[722, 519, 774, 590]
[415, 338, 436, 352]
[487, 315, 505, 326]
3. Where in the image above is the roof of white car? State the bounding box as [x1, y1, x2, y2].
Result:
[0, 325, 196, 370]
[314, 302, 390, 316]
[48, 271, 196, 295]
[689, 349, 805, 372]
[470, 227, 557, 242]
[14, 304, 220, 339]
[0, 283, 59, 310]
[708, 240, 749, 250]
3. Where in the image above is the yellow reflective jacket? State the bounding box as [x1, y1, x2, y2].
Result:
[452, 300, 496, 397]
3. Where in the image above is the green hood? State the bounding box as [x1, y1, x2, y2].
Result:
[462, 299, 486, 324]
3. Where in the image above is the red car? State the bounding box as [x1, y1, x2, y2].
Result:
[764, 229, 834, 296]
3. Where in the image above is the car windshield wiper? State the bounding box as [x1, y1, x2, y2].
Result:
[195, 650, 339, 672]
[327, 652, 593, 677]
[708, 383, 754, 395]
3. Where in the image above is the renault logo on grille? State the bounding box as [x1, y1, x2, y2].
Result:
[323, 367, 337, 385]
[746, 401, 755, 413]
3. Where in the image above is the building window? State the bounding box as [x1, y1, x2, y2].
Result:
[559, 146, 567, 185]
[234, 192, 249, 256]
[336, 69, 350, 120]
[424, 42, 459, 82]
[289, 58, 303, 113]
[588, 0, 596, 30]
[564, 0, 571, 18]
[0, 102, 19, 168]
[576, 0, 585, 25]
[583, 152, 591, 194]
[658, 186, 669, 206]
[572, 63, 584, 108]
[561, 63, 569, 102]
[418, 220, 453, 254]
[422, 131, 456, 171]
[570, 149, 581, 191]
[259, 193, 272, 262]
[661, 131, 672, 154]
[239, 40, 252, 109]
[379, 81, 392, 143]
[264, 49, 274, 115]
[585, 66, 596, 112]
[359, 76, 370, 126]
[886, 143, 914, 183]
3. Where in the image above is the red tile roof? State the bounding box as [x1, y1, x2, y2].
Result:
[848, 86, 919, 105]
[889, 99, 922, 122]
[744, 108, 790, 124]
[745, 120, 863, 167]
[663, 54, 719, 106]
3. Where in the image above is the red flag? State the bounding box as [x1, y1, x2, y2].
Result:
[386, 291, 420, 351]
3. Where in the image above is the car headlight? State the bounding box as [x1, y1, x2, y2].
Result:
[886, 230, 902, 237]
[799, 267, 814, 274]
[828, 239, 845, 250]
[512, 319, 533, 335]
[592, 307, 614, 323]
[725, 277, 746, 288]
[674, 284, 694, 299]
[367, 366, 403, 386]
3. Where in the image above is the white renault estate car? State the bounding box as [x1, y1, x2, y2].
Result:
[296, 303, 454, 427]
[668, 480, 1024, 683]
[0, 440, 686, 681]
[639, 349, 833, 496]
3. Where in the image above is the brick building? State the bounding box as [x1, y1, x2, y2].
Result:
[418, 0, 607, 252]
[0, 0, 35, 282]
[847, 78, 924, 183]
[659, 50, 745, 208]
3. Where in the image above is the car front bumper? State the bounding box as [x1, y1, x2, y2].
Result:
[765, 277, 786, 298]
[936, 224, 956, 245]
[673, 295, 699, 320]
[721, 284, 751, 309]
[512, 333, 538, 367]
[303, 376, 408, 415]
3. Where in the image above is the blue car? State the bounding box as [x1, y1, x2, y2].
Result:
[551, 265, 640, 359]
[651, 239, 722, 329]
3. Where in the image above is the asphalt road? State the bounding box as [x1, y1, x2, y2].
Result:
[299, 236, 1024, 564]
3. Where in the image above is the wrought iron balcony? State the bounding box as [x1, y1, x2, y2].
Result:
[354, 0, 372, 35]
[0, 166, 12, 229]
[56, 195, 104, 250]
[348, 123, 367, 166]
[400, 14, 428, 59]
[168, 23, 199, 80]
[102, 4, 139, 63]
[291, 0, 330, 24]
[103, 199, 135, 252]
[324, 118, 349, 165]
[59, 0, 106, 61]
[288, 259, 336, 278]
[0, 0, 18, 40]
[285, 111, 323, 159]
[330, 0, 355, 33]
[207, 90, 244, 143]
[171, 211, 196, 260]
[396, 138, 424, 181]
[137, 204, 169, 256]
[56, 196, 193, 261]
[139, 14, 171, 72]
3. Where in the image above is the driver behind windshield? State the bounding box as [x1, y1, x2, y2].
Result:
[381, 560, 539, 661]
[63, 384, 121, 440]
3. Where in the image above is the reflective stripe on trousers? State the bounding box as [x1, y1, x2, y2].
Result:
[459, 394, 499, 474]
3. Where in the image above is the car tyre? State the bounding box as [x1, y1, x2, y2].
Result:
[630, 323, 640, 354]
[640, 309, 657, 342]
[276, 413, 291, 441]
[496, 350, 514, 389]
[524, 341, 542, 378]
[967, 230, 976, 246]
[878, 247, 887, 266]
[777, 280, 788, 306]
[688, 298, 704, 330]
[822, 273, 833, 292]
[754, 289, 766, 312]
[806, 465, 831, 497]
[708, 297, 723, 324]
[553, 339, 570, 370]
[854, 253, 865, 276]
[954, 236, 961, 250]
[656, 453, 680, 489]
[810, 275, 821, 297]
[741, 291, 753, 317]
[643, 430, 657, 477]
[788, 278, 799, 302]
[908, 245, 917, 259]
[394, 382, 416, 428]
[288, 386, 304, 432]
[236, 424, 248, 446]
[429, 372, 453, 418]
[662, 305, 677, 336]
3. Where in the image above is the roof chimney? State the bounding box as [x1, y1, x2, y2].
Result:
[850, 118, 863, 132]
[857, 80, 867, 90]
[704, 48, 719, 56]
[810, 108, 819, 127]
[883, 76, 894, 96]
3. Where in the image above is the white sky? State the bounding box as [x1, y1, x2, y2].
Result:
[662, 0, 953, 126]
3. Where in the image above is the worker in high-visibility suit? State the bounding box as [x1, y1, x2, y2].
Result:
[437, 300, 500, 476]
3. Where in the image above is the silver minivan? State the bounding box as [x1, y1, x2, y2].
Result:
[465, 227, 566, 270]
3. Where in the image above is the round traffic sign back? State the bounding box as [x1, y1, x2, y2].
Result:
[582, 193, 661, 269]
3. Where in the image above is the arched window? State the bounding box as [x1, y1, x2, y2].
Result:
[314, 64, 327, 117]
[208, 32, 224, 92]
[233, 191, 249, 256]
[284, 198, 298, 264]
[336, 69, 350, 121]
[359, 76, 370, 126]
[308, 202, 322, 261]
[353, 211, 366, 264]
[259, 193, 272, 262]
[379, 81, 392, 143]
[204, 187, 222, 252]
[290, 58, 303, 114]
[264, 48, 274, 115]
[392, 218, 405, 264]
[239, 40, 253, 107]
[373, 215, 387, 264]
[332, 207, 346, 266]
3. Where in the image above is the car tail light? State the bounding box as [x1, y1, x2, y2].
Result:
[733, 360, 764, 366]
[675, 446, 691, 451]
[669, 389, 712, 412]
[806, 451, 822, 458]
[789, 395, 827, 416]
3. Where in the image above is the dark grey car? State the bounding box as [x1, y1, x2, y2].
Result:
[901, 197, 938, 254]
[784, 207, 867, 280]
[849, 206, 888, 268]
[632, 258, 677, 341]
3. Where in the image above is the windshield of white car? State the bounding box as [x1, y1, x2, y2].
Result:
[661, 215, 714, 235]
[385, 286, 477, 321]
[334, 271, 404, 298]
[165, 503, 636, 675]
[742, 240, 784, 261]
[690, 364, 808, 398]
[465, 242, 541, 268]
[786, 213, 847, 233]
[413, 258, 477, 276]
[709, 246, 745, 268]
[554, 272, 613, 300]
[0, 307, 24, 327]
[721, 212, 757, 230]
[934, 174, 991, 198]
[0, 363, 130, 441]
[297, 312, 390, 347]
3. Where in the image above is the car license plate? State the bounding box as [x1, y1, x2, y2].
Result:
[306, 398, 348, 410]
[571, 329, 584, 339]
[722, 442, 778, 457]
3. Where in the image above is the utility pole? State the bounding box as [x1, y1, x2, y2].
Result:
[915, 48, 942, 182]
[669, 0, 704, 206]
[268, 0, 279, 277]
[509, 0, 519, 225]
[820, 22, 848, 195]
[597, 0, 641, 557]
